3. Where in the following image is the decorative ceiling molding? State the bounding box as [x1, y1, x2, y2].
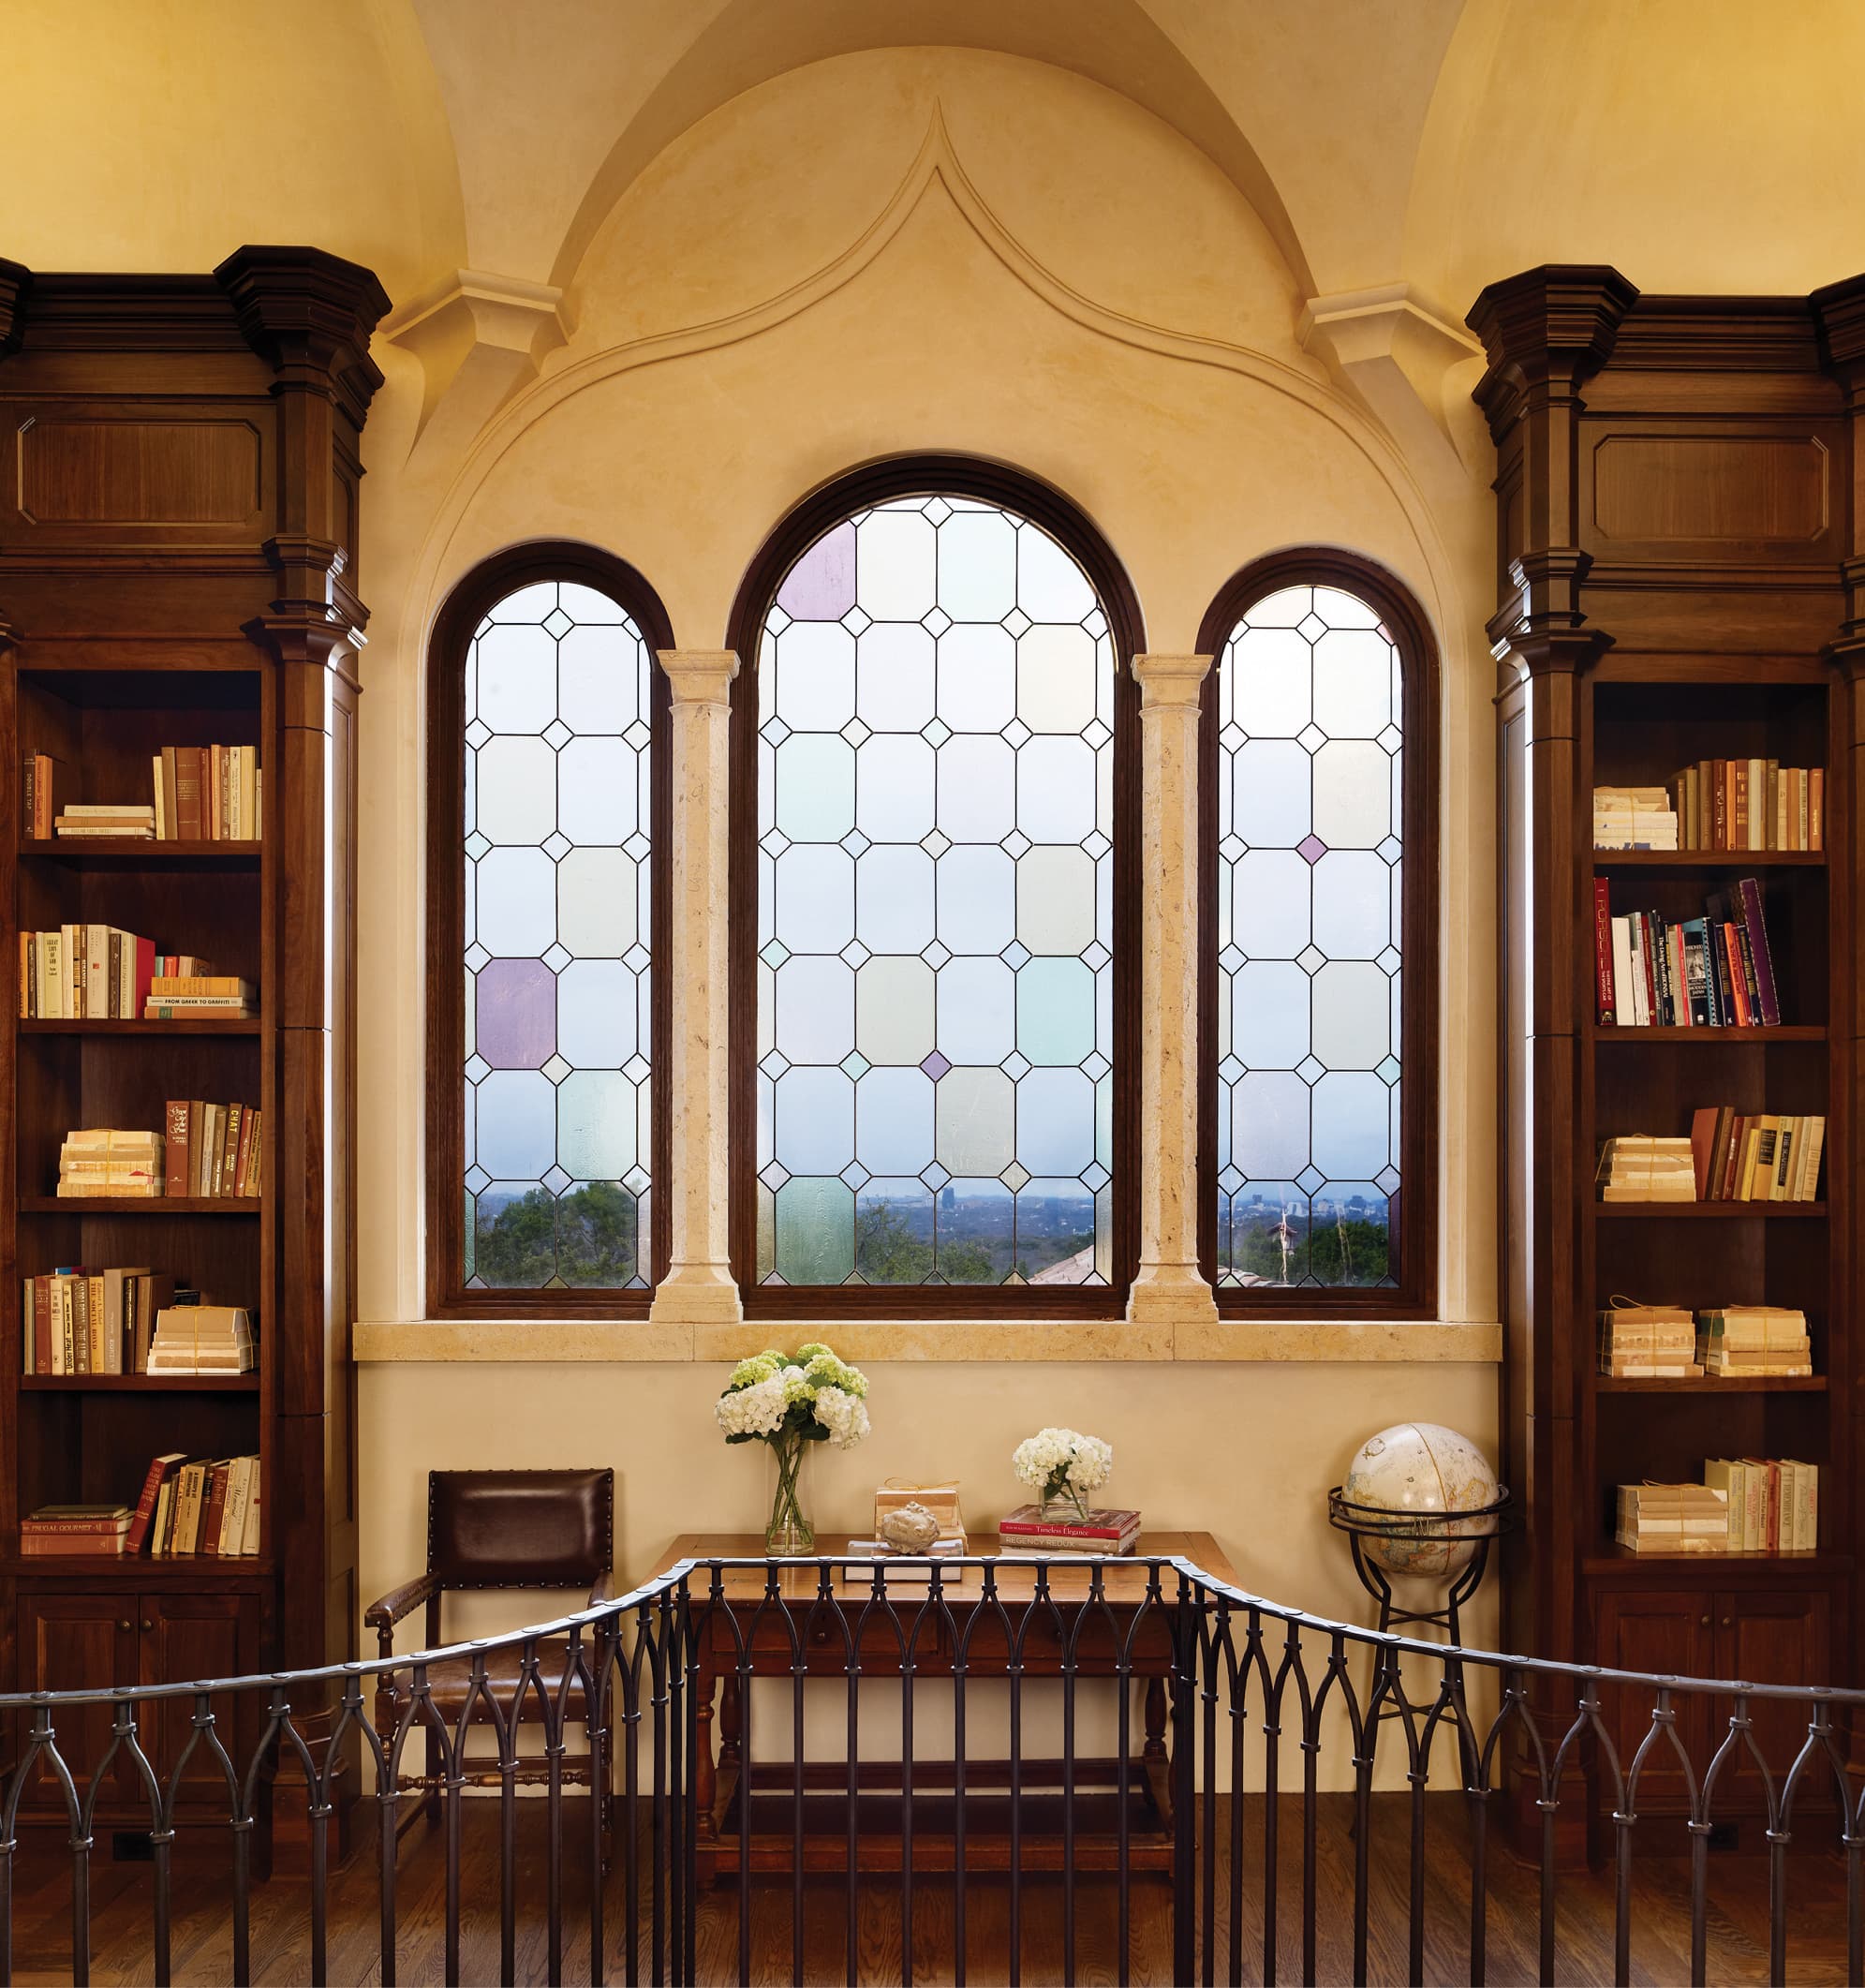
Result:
[384, 266, 572, 450]
[404, 105, 1467, 664]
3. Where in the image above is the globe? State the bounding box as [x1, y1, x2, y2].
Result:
[1340, 1423, 1501, 1578]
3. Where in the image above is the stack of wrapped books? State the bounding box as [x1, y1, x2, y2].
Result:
[1598, 1303, 1701, 1377]
[1616, 1481, 1729, 1552]
[997, 1506, 1141, 1558]
[53, 803, 155, 841]
[1697, 1306, 1813, 1377]
[56, 1129, 164, 1198]
[1597, 1135, 1695, 1201]
[1592, 785, 1678, 850]
[146, 1304, 255, 1375]
[22, 1504, 132, 1557]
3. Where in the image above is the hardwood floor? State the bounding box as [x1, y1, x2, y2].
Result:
[2, 1794, 1854, 1984]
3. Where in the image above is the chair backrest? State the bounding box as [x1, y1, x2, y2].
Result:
[427, 1467, 614, 1589]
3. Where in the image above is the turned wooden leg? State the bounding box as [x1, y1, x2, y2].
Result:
[1143, 1674, 1173, 1827]
[694, 1676, 718, 1841]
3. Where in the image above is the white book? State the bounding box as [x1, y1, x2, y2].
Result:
[1611, 916, 1636, 1027]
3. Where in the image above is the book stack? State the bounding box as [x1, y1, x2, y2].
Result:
[21, 751, 67, 838]
[1703, 1459, 1817, 1550]
[164, 1100, 262, 1199]
[21, 1504, 133, 1558]
[1592, 785, 1678, 850]
[1592, 878, 1781, 1027]
[1596, 1135, 1695, 1202]
[152, 746, 260, 841]
[1689, 1106, 1824, 1202]
[1598, 1303, 1701, 1377]
[146, 1304, 255, 1375]
[1697, 1306, 1813, 1377]
[53, 802, 155, 841]
[56, 1129, 164, 1199]
[996, 1505, 1142, 1558]
[144, 974, 256, 1021]
[19, 925, 156, 1019]
[1615, 1482, 1729, 1553]
[21, 1268, 174, 1375]
[1670, 760, 1824, 852]
[135, 1453, 261, 1558]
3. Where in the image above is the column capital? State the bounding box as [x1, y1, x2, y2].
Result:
[1131, 653, 1213, 710]
[659, 649, 740, 705]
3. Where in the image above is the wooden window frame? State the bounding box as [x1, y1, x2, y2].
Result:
[725, 455, 1146, 1319]
[424, 541, 673, 1319]
[1197, 548, 1441, 1321]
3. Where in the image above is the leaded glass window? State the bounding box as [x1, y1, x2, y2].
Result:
[462, 581, 653, 1289]
[1214, 584, 1401, 1290]
[754, 495, 1115, 1288]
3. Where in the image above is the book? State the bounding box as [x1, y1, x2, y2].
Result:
[1598, 1304, 1700, 1377]
[56, 1129, 164, 1198]
[1616, 1481, 1729, 1552]
[22, 752, 68, 839]
[160, 1100, 261, 1199]
[125, 1453, 187, 1554]
[998, 1505, 1142, 1546]
[1597, 883, 1784, 1029]
[146, 1305, 255, 1374]
[22, 1505, 132, 1558]
[155, 744, 259, 841]
[1597, 1135, 1695, 1202]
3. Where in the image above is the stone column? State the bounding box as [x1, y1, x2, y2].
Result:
[649, 651, 744, 1325]
[1127, 653, 1220, 1328]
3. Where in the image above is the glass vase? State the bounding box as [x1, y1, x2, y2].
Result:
[765, 1433, 815, 1555]
[1041, 1482, 1095, 1526]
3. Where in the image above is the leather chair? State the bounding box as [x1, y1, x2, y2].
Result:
[364, 1468, 616, 1820]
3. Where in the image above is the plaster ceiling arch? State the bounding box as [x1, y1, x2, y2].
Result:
[540, 0, 1316, 296]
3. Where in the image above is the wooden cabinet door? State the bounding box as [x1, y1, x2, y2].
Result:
[1709, 1586, 1832, 1810]
[15, 1594, 138, 1812]
[138, 1591, 262, 1812]
[1592, 1589, 1713, 1811]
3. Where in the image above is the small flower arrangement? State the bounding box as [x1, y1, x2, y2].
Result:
[1012, 1427, 1113, 1523]
[717, 1343, 870, 1553]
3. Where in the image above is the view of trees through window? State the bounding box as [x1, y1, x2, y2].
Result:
[1214, 583, 1403, 1290]
[754, 495, 1117, 1288]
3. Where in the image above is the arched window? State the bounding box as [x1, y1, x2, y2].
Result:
[426, 543, 671, 1316]
[1200, 552, 1438, 1317]
[729, 460, 1142, 1315]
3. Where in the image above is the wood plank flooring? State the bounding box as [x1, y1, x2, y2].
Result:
[2, 1794, 1854, 1984]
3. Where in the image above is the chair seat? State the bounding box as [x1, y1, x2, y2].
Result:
[379, 1637, 607, 1728]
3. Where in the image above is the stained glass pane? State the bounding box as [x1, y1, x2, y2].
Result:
[756, 495, 1116, 1285]
[1215, 585, 1401, 1291]
[463, 582, 653, 1290]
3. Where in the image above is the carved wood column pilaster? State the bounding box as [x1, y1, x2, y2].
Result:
[1127, 654, 1218, 1328]
[650, 650, 744, 1326]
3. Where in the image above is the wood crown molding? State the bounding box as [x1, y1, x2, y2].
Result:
[214, 245, 391, 423]
[0, 259, 28, 357]
[1466, 264, 1639, 436]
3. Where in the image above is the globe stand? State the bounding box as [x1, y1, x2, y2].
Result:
[1325, 1486, 1513, 1645]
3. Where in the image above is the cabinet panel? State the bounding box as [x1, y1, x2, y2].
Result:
[140, 1591, 262, 1808]
[1710, 1585, 1832, 1811]
[1593, 1590, 1712, 1809]
[15, 1594, 135, 1810]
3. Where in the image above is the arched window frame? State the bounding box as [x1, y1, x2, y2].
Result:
[1196, 548, 1441, 1320]
[424, 541, 673, 1319]
[726, 456, 1146, 1318]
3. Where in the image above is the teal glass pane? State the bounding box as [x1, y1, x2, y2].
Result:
[775, 1178, 856, 1283]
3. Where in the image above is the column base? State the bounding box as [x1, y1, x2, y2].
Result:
[649, 1265, 744, 1326]
[1125, 1268, 1220, 1327]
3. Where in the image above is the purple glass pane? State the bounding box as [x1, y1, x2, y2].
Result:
[1296, 833, 1327, 865]
[476, 957, 556, 1069]
[920, 1050, 952, 1080]
[777, 520, 856, 620]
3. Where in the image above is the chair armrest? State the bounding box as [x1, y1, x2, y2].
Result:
[363, 1571, 440, 1655]
[587, 1568, 618, 1609]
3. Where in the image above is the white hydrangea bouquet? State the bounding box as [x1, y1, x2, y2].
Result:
[716, 1343, 870, 1554]
[1012, 1426, 1113, 1524]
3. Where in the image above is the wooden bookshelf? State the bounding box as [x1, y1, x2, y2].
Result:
[0, 247, 385, 1858]
[1473, 265, 1865, 1847]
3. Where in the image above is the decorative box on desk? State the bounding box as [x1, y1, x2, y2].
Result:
[653, 1532, 1237, 1881]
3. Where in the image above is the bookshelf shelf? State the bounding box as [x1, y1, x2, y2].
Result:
[18, 1374, 259, 1393]
[1593, 1375, 1828, 1394]
[17, 1019, 260, 1036]
[0, 1555, 271, 1584]
[1594, 1201, 1826, 1219]
[1591, 851, 1827, 870]
[1590, 1025, 1827, 1045]
[1585, 1545, 1852, 1577]
[19, 839, 262, 864]
[19, 1197, 261, 1216]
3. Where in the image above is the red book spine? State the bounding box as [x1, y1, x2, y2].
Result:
[22, 1518, 131, 1537]
[164, 1100, 189, 1197]
[1721, 926, 1751, 1025]
[132, 935, 155, 1018]
[32, 1276, 49, 1375]
[1592, 879, 1615, 1024]
[124, 1457, 172, 1555]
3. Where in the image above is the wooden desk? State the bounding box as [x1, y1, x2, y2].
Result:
[652, 1532, 1237, 1880]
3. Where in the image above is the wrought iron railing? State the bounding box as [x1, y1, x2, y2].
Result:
[1, 1553, 1860, 1985]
